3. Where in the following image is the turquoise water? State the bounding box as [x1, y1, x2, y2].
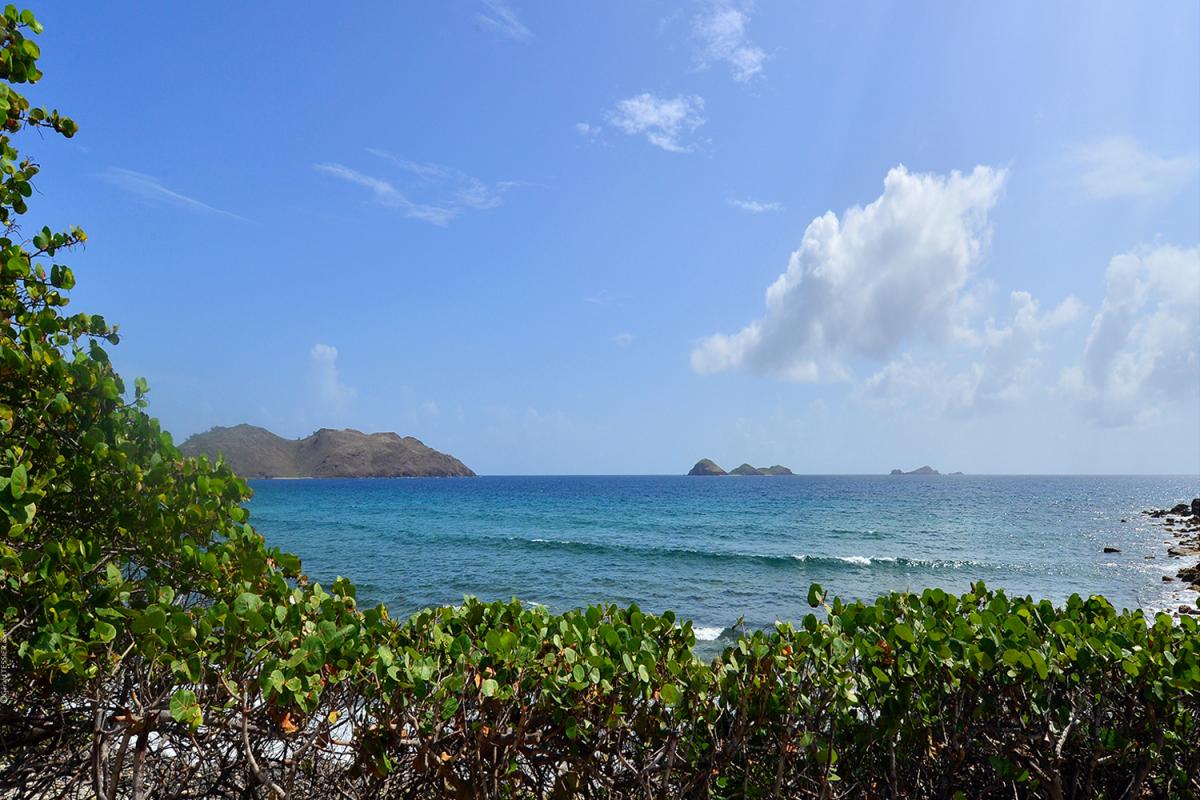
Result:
[247, 475, 1199, 643]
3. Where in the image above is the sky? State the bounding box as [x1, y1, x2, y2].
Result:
[23, 1, 1200, 474]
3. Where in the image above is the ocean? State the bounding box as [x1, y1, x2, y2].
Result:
[247, 475, 1199, 648]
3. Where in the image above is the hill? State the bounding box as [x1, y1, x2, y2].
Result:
[179, 424, 475, 478]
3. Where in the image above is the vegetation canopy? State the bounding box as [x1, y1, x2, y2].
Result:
[0, 8, 1197, 798]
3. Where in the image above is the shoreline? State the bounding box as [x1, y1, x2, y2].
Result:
[1142, 498, 1200, 616]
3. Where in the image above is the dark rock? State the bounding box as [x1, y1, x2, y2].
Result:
[1170, 503, 1191, 516]
[1181, 605, 1198, 615]
[1163, 575, 1173, 582]
[1120, 518, 1128, 523]
[180, 424, 475, 478]
[1103, 546, 1121, 553]
[1193, 497, 1200, 516]
[687, 459, 727, 476]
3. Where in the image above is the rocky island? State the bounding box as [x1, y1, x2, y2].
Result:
[889, 465, 940, 475]
[687, 458, 727, 476]
[688, 459, 794, 476]
[180, 424, 475, 478]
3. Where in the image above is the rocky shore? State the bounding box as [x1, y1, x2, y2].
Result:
[1144, 497, 1200, 614]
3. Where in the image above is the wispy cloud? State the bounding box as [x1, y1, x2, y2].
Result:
[575, 122, 602, 142]
[693, 2, 767, 83]
[728, 197, 782, 213]
[612, 332, 634, 347]
[99, 167, 249, 222]
[476, 0, 532, 42]
[315, 151, 518, 226]
[1074, 136, 1199, 200]
[608, 93, 706, 153]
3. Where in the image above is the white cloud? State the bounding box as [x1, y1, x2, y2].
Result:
[692, 165, 1007, 381]
[612, 332, 634, 347]
[309, 344, 355, 416]
[476, 0, 531, 42]
[1061, 244, 1200, 426]
[1075, 136, 1199, 200]
[575, 122, 602, 141]
[608, 93, 705, 153]
[863, 292, 1083, 415]
[693, 3, 767, 82]
[729, 197, 782, 213]
[99, 168, 249, 222]
[315, 151, 516, 226]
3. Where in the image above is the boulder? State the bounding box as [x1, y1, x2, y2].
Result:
[1103, 546, 1121, 553]
[1193, 497, 1200, 516]
[1170, 503, 1191, 516]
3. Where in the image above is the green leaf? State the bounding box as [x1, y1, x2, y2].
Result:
[92, 621, 116, 643]
[660, 682, 681, 707]
[170, 690, 202, 729]
[9, 464, 26, 499]
[1029, 650, 1049, 680]
[480, 678, 498, 697]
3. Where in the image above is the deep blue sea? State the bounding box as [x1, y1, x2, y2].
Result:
[247, 475, 1199, 645]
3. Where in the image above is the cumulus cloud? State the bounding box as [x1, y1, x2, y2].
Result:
[693, 3, 767, 82]
[476, 0, 532, 41]
[728, 197, 782, 213]
[309, 344, 355, 415]
[692, 165, 1007, 381]
[1061, 244, 1200, 426]
[863, 292, 1083, 415]
[608, 93, 705, 153]
[99, 167, 249, 222]
[315, 151, 516, 226]
[1075, 136, 1199, 200]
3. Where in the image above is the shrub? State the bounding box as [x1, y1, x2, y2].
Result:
[0, 6, 1197, 798]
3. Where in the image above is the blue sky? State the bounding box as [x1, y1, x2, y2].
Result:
[26, 1, 1200, 474]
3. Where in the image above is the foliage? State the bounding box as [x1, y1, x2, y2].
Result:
[0, 6, 1198, 798]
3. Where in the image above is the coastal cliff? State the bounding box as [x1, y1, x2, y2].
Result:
[180, 424, 475, 478]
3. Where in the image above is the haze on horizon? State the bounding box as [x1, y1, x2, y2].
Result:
[29, 1, 1200, 476]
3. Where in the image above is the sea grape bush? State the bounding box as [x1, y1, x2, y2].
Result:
[0, 6, 1198, 798]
